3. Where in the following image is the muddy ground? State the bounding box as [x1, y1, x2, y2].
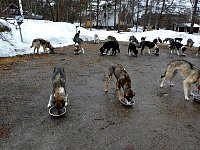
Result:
[0, 41, 200, 150]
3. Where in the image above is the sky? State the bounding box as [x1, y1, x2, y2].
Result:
[0, 19, 200, 57]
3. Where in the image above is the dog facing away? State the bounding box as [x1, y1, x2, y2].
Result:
[30, 38, 55, 54]
[94, 34, 100, 44]
[104, 64, 135, 103]
[160, 60, 200, 100]
[127, 42, 138, 57]
[47, 66, 69, 115]
[140, 41, 159, 55]
[99, 41, 120, 56]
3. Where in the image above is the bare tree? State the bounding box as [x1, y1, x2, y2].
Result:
[189, 0, 198, 34]
[143, 0, 149, 32]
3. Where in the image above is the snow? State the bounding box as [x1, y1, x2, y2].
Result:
[0, 19, 200, 57]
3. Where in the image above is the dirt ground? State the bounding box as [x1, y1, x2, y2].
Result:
[0, 41, 200, 150]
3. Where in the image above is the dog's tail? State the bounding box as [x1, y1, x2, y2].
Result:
[30, 43, 34, 48]
[161, 71, 166, 78]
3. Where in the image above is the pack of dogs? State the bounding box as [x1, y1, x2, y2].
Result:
[30, 33, 199, 57]
[41, 33, 199, 116]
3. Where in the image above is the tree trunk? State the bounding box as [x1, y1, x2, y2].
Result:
[143, 0, 149, 32]
[156, 0, 165, 30]
[47, 0, 54, 21]
[96, 0, 99, 27]
[118, 0, 121, 33]
[189, 0, 198, 34]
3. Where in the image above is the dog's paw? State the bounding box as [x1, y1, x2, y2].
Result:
[47, 103, 51, 108]
[185, 97, 190, 101]
[160, 83, 164, 88]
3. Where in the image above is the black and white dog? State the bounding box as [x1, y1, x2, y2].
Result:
[94, 34, 100, 44]
[153, 37, 162, 44]
[99, 41, 120, 56]
[74, 38, 84, 54]
[127, 42, 138, 57]
[129, 36, 139, 44]
[47, 66, 69, 114]
[169, 40, 186, 55]
[186, 38, 194, 48]
[140, 41, 159, 55]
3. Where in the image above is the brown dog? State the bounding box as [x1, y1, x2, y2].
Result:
[47, 66, 69, 115]
[104, 64, 135, 103]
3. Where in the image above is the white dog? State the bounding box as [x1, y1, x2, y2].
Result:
[94, 34, 100, 44]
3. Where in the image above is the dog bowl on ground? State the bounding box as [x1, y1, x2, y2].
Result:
[119, 98, 135, 108]
[193, 95, 200, 104]
[49, 106, 66, 117]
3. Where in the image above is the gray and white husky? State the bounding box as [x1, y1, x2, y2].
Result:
[47, 66, 69, 114]
[160, 60, 200, 100]
[30, 38, 55, 54]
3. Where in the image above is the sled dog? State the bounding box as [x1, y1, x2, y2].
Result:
[127, 42, 138, 57]
[47, 66, 69, 115]
[94, 34, 100, 44]
[104, 64, 135, 102]
[99, 41, 120, 56]
[140, 41, 159, 55]
[160, 60, 200, 100]
[30, 38, 55, 54]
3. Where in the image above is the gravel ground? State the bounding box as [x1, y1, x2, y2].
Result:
[0, 41, 200, 150]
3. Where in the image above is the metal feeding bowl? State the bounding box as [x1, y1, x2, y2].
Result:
[119, 98, 135, 108]
[193, 95, 200, 104]
[49, 106, 66, 117]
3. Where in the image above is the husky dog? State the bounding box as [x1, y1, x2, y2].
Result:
[47, 66, 69, 115]
[127, 42, 138, 57]
[30, 38, 55, 54]
[140, 41, 159, 55]
[107, 35, 117, 41]
[196, 46, 200, 56]
[74, 38, 84, 55]
[186, 38, 194, 48]
[129, 36, 139, 44]
[94, 34, 100, 44]
[169, 41, 186, 55]
[160, 60, 200, 100]
[73, 30, 80, 43]
[99, 41, 120, 56]
[104, 64, 135, 103]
